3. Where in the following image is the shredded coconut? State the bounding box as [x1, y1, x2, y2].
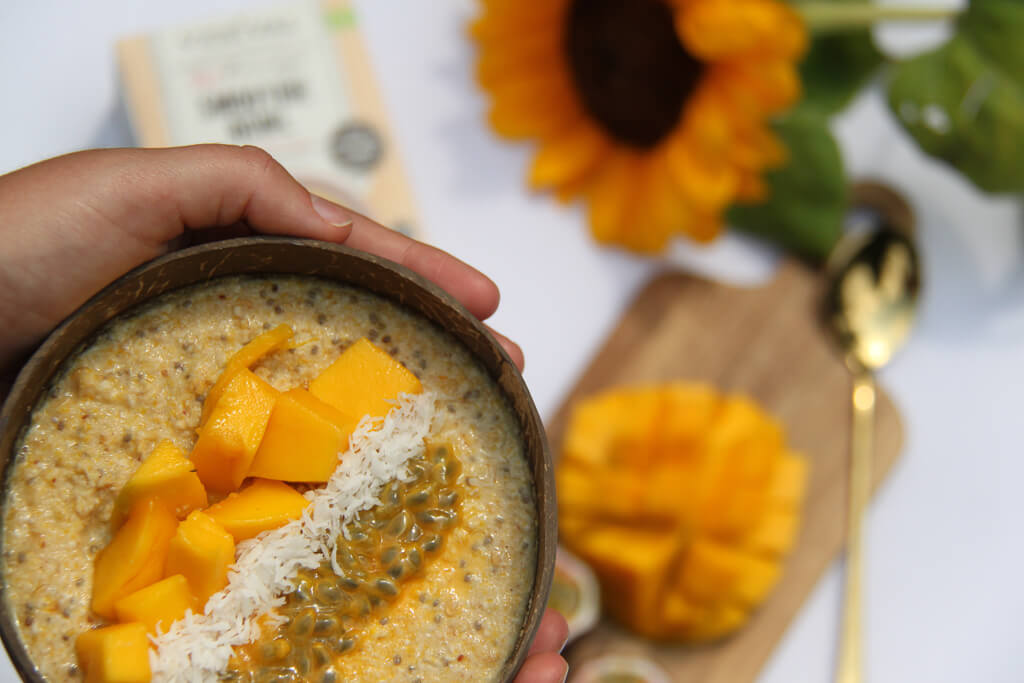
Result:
[149, 391, 436, 682]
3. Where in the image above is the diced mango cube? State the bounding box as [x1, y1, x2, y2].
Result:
[112, 441, 207, 526]
[164, 510, 236, 607]
[765, 452, 809, 510]
[247, 389, 359, 482]
[675, 539, 746, 604]
[75, 623, 151, 683]
[205, 479, 309, 542]
[732, 554, 781, 607]
[682, 604, 747, 642]
[652, 384, 719, 461]
[309, 338, 421, 420]
[570, 526, 679, 631]
[114, 574, 195, 635]
[191, 369, 278, 493]
[659, 591, 702, 635]
[199, 324, 293, 425]
[744, 509, 800, 557]
[92, 498, 178, 620]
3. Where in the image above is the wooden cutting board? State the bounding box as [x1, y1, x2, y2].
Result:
[546, 259, 904, 683]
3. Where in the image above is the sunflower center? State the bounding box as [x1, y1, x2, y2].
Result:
[565, 0, 704, 149]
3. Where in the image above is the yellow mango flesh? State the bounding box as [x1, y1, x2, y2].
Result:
[112, 441, 207, 526]
[191, 369, 279, 494]
[92, 499, 178, 620]
[200, 324, 293, 425]
[765, 453, 809, 509]
[682, 604, 748, 642]
[205, 479, 309, 542]
[557, 383, 808, 643]
[309, 338, 422, 420]
[675, 538, 747, 604]
[572, 526, 679, 634]
[744, 509, 799, 556]
[247, 389, 359, 483]
[164, 510, 236, 607]
[75, 623, 151, 683]
[114, 574, 195, 635]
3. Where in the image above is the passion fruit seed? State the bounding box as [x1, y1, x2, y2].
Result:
[227, 445, 463, 680]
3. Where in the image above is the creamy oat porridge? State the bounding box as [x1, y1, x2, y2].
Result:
[1, 275, 537, 682]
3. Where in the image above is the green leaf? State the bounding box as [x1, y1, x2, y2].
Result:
[791, 0, 885, 116]
[887, 0, 1024, 194]
[798, 31, 884, 116]
[728, 113, 847, 262]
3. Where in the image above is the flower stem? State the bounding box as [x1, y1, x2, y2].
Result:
[797, 3, 962, 32]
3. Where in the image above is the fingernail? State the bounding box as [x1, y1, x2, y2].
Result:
[559, 634, 569, 653]
[310, 193, 353, 228]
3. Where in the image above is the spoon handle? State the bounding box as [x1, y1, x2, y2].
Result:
[836, 371, 875, 683]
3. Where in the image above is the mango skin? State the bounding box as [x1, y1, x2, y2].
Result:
[92, 498, 178, 620]
[113, 574, 196, 635]
[204, 479, 309, 542]
[191, 369, 278, 494]
[75, 623, 151, 683]
[112, 440, 207, 527]
[164, 510, 236, 608]
[309, 338, 422, 420]
[247, 388, 359, 483]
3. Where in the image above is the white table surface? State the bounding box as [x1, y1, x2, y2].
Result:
[1, 1, 1021, 681]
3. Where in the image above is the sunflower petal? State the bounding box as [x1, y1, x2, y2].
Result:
[730, 126, 787, 172]
[665, 132, 739, 213]
[720, 60, 802, 114]
[687, 210, 724, 243]
[676, 0, 806, 61]
[554, 168, 598, 204]
[621, 156, 691, 252]
[489, 97, 582, 140]
[735, 173, 769, 202]
[680, 88, 733, 158]
[475, 23, 563, 89]
[586, 152, 643, 245]
[486, 71, 581, 140]
[469, 0, 569, 42]
[529, 123, 612, 190]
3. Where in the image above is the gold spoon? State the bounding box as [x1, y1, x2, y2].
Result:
[823, 184, 921, 683]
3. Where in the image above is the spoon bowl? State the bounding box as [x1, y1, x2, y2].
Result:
[824, 226, 921, 372]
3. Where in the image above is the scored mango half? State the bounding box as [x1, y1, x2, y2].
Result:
[557, 383, 808, 642]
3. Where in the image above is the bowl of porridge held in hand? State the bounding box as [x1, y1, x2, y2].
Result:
[0, 238, 555, 683]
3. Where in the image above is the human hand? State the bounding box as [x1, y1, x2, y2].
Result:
[0, 144, 524, 374]
[0, 143, 565, 678]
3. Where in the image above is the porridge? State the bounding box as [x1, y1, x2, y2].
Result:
[1, 276, 538, 682]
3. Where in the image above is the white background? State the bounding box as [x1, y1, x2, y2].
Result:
[1, 1, 1021, 681]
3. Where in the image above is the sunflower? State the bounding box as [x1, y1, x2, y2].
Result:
[471, 0, 807, 252]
